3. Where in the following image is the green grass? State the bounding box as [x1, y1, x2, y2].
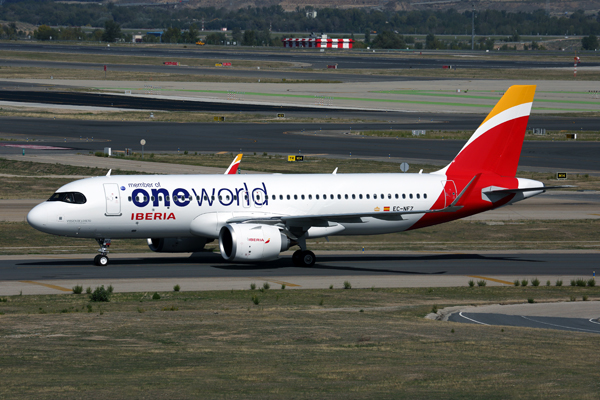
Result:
[0, 287, 599, 399]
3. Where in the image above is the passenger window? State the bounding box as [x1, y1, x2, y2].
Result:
[301, 195, 305, 200]
[316, 194, 320, 200]
[233, 195, 237, 201]
[294, 195, 298, 200]
[128, 196, 132, 202]
[309, 194, 312, 200]
[366, 194, 370, 199]
[374, 194, 377, 199]
[416, 194, 420, 199]
[359, 194, 363, 199]
[196, 196, 200, 200]
[272, 195, 276, 200]
[345, 194, 348, 199]
[409, 194, 413, 199]
[402, 194, 406, 199]
[424, 193, 427, 199]
[330, 194, 334, 199]
[388, 194, 391, 199]
[287, 195, 290, 200]
[219, 196, 222, 200]
[337, 194, 341, 199]
[352, 194, 355, 199]
[395, 194, 399, 199]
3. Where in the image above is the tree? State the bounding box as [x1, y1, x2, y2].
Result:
[371, 31, 406, 49]
[364, 28, 371, 44]
[163, 27, 181, 43]
[183, 24, 199, 43]
[34, 25, 58, 41]
[425, 33, 442, 49]
[101, 20, 121, 42]
[205, 32, 226, 45]
[232, 27, 242, 45]
[582, 34, 598, 50]
[242, 29, 256, 46]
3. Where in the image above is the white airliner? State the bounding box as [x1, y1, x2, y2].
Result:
[28, 85, 562, 267]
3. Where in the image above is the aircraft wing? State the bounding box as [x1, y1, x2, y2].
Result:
[224, 154, 243, 175]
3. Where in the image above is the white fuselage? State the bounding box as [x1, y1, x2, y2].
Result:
[27, 173, 449, 239]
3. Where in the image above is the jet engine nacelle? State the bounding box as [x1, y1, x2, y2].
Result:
[219, 223, 291, 262]
[147, 237, 210, 253]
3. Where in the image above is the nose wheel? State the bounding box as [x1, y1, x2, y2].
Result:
[94, 254, 109, 266]
[94, 238, 111, 266]
[292, 249, 316, 267]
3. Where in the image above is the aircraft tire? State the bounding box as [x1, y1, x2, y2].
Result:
[292, 250, 303, 267]
[299, 250, 316, 267]
[94, 254, 109, 266]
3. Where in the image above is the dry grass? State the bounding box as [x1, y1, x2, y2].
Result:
[0, 287, 599, 399]
[360, 130, 600, 142]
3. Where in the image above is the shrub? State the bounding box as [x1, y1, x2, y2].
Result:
[152, 292, 161, 300]
[531, 278, 540, 287]
[582, 295, 588, 301]
[431, 305, 438, 313]
[513, 280, 520, 287]
[174, 284, 180, 292]
[72, 285, 83, 294]
[468, 279, 475, 287]
[89, 285, 111, 302]
[570, 279, 576, 286]
[570, 295, 576, 302]
[343, 280, 352, 289]
[588, 278, 596, 287]
[137, 307, 145, 313]
[263, 282, 270, 290]
[527, 298, 535, 304]
[546, 280, 551, 287]
[556, 279, 563, 287]
[163, 305, 178, 311]
[252, 294, 260, 305]
[521, 279, 528, 287]
[86, 286, 92, 294]
[319, 298, 324, 306]
[477, 280, 487, 287]
[107, 285, 114, 293]
[576, 278, 587, 287]
[329, 284, 333, 289]
[250, 283, 256, 290]
[281, 284, 286, 290]
[86, 304, 93, 312]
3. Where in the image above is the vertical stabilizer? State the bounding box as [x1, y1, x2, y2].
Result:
[436, 85, 536, 177]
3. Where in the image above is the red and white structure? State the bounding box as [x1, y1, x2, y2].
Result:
[282, 34, 354, 49]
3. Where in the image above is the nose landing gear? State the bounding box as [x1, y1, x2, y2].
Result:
[94, 238, 111, 266]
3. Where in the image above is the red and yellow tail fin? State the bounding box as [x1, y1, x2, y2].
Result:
[225, 154, 243, 175]
[438, 85, 536, 177]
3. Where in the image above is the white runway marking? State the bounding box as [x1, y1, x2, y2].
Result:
[520, 315, 600, 334]
[458, 312, 489, 326]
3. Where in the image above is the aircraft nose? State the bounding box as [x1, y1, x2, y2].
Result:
[27, 203, 48, 232]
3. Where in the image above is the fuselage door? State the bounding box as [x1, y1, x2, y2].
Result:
[441, 180, 457, 208]
[104, 183, 121, 216]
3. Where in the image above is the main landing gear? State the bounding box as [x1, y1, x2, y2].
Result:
[94, 238, 111, 266]
[292, 249, 316, 267]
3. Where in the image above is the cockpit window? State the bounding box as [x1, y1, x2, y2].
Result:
[48, 192, 87, 204]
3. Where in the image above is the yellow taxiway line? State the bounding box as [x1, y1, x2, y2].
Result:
[19, 280, 72, 292]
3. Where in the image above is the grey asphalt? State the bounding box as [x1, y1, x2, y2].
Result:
[3, 43, 595, 70]
[1, 118, 600, 172]
[449, 312, 600, 334]
[0, 58, 436, 83]
[2, 252, 597, 281]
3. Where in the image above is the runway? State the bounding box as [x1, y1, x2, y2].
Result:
[1, 118, 600, 172]
[3, 43, 595, 70]
[0, 251, 597, 295]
